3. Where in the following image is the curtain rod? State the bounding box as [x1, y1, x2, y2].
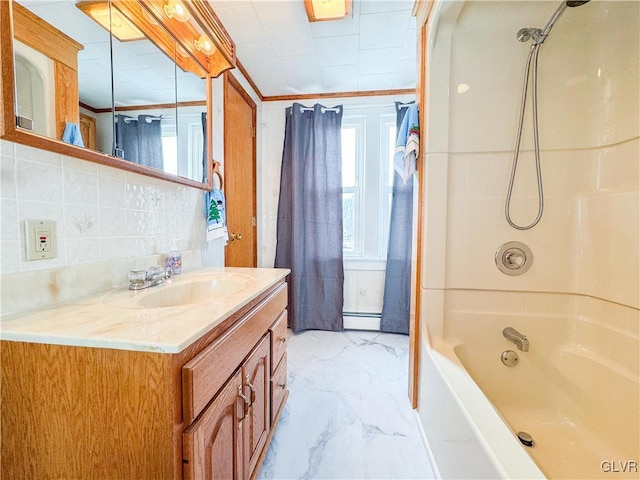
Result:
[299, 106, 341, 113]
[116, 114, 163, 123]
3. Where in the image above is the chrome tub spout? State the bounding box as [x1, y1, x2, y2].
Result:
[503, 327, 529, 352]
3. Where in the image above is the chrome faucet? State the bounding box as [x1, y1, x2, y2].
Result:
[128, 266, 171, 290]
[503, 327, 529, 352]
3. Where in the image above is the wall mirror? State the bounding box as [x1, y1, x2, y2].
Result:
[0, 0, 235, 189]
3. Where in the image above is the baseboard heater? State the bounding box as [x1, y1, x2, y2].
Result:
[343, 311, 381, 331]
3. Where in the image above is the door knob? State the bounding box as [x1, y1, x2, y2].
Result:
[236, 233, 242, 240]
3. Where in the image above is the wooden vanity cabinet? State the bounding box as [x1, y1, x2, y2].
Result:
[183, 336, 271, 480]
[1, 280, 289, 480]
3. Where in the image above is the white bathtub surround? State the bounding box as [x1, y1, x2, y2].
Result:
[418, 0, 639, 478]
[258, 330, 434, 480]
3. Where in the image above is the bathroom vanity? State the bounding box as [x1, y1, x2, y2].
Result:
[0, 267, 289, 479]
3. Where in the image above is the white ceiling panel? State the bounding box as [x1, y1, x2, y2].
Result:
[358, 73, 395, 91]
[393, 59, 418, 89]
[263, 21, 316, 57]
[315, 35, 359, 67]
[358, 48, 402, 75]
[400, 28, 418, 60]
[359, 10, 414, 50]
[310, 0, 361, 38]
[321, 65, 359, 91]
[252, 0, 309, 24]
[360, 0, 414, 15]
[237, 44, 281, 71]
[279, 54, 323, 92]
[210, 5, 270, 45]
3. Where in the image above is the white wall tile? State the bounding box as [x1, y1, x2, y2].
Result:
[16, 161, 63, 202]
[1, 155, 17, 199]
[64, 168, 98, 206]
[63, 204, 99, 239]
[2, 147, 218, 313]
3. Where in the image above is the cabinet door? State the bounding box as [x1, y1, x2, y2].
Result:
[183, 370, 245, 480]
[242, 335, 271, 477]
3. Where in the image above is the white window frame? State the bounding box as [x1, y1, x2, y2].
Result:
[341, 116, 365, 257]
[378, 115, 397, 258]
[341, 106, 396, 261]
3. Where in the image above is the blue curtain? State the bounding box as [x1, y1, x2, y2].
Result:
[114, 115, 138, 162]
[380, 101, 417, 334]
[274, 103, 344, 333]
[115, 114, 163, 170]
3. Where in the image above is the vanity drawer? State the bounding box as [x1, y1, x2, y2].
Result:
[269, 311, 288, 374]
[182, 284, 287, 424]
[270, 352, 287, 424]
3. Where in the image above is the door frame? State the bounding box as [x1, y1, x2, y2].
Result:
[223, 72, 257, 267]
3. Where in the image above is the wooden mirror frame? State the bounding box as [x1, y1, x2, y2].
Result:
[0, 0, 222, 191]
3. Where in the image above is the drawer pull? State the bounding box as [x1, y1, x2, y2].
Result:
[244, 374, 256, 405]
[278, 337, 286, 343]
[278, 383, 286, 389]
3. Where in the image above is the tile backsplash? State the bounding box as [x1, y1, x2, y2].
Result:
[0, 140, 223, 315]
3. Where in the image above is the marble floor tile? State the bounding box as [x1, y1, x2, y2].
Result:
[258, 330, 435, 480]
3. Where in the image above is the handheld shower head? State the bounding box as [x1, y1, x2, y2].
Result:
[566, 0, 590, 6]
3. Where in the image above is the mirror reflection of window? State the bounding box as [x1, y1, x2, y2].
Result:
[176, 68, 207, 182]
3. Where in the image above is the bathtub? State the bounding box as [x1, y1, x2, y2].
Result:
[417, 306, 639, 479]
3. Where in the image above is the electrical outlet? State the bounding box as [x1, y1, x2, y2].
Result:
[25, 219, 57, 261]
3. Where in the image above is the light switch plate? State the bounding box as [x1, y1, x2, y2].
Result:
[25, 219, 57, 261]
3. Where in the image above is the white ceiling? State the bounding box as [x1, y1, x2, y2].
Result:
[208, 0, 417, 97]
[17, 0, 416, 106]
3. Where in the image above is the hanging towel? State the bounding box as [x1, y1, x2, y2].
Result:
[205, 188, 228, 242]
[393, 104, 419, 184]
[61, 122, 85, 147]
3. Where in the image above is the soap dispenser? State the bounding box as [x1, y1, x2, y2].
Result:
[166, 240, 182, 275]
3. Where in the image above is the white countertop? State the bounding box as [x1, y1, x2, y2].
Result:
[0, 267, 289, 354]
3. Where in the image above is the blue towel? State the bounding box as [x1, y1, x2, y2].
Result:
[61, 122, 85, 147]
[206, 188, 226, 227]
[394, 104, 419, 184]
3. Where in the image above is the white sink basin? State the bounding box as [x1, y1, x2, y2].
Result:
[103, 274, 251, 309]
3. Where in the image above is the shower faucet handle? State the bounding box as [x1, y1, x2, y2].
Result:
[504, 250, 526, 268]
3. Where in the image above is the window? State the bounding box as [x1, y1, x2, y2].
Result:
[341, 117, 364, 256]
[341, 107, 396, 260]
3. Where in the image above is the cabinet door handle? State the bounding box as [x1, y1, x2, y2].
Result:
[238, 386, 250, 416]
[237, 385, 247, 429]
[278, 336, 286, 344]
[244, 374, 256, 405]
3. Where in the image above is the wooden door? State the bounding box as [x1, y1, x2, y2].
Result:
[224, 73, 257, 267]
[183, 370, 245, 480]
[79, 113, 96, 150]
[242, 336, 270, 477]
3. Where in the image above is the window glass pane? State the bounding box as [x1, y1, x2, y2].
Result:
[162, 136, 178, 176]
[342, 126, 357, 187]
[342, 192, 356, 253]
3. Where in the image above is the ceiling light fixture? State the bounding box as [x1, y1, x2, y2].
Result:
[76, 1, 145, 42]
[163, 0, 190, 23]
[304, 0, 352, 22]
